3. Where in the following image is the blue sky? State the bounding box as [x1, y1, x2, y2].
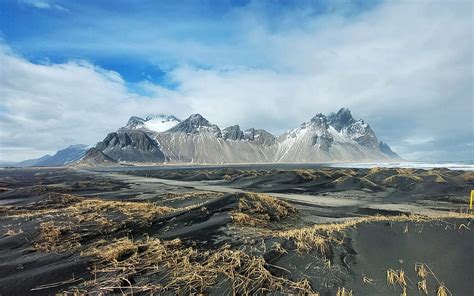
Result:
[1, 0, 381, 83]
[0, 0, 472, 161]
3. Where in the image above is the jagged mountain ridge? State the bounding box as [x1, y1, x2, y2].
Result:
[84, 108, 399, 164]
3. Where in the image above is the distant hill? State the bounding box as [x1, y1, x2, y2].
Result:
[15, 144, 88, 167]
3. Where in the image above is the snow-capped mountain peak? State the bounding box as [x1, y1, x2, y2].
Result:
[125, 114, 181, 132]
[309, 113, 329, 129]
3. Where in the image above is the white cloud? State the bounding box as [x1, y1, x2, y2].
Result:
[18, 0, 68, 11]
[0, 47, 164, 161]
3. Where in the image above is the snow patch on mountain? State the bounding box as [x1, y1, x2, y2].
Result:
[125, 114, 181, 132]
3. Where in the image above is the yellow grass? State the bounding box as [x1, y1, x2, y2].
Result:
[387, 268, 413, 296]
[231, 212, 267, 226]
[4, 228, 23, 237]
[401, 286, 408, 296]
[413, 263, 452, 296]
[84, 237, 138, 262]
[231, 192, 297, 226]
[34, 221, 81, 252]
[436, 285, 450, 296]
[387, 269, 398, 287]
[161, 191, 222, 201]
[417, 279, 428, 295]
[382, 174, 423, 186]
[13, 194, 177, 253]
[81, 237, 318, 295]
[273, 213, 474, 253]
[271, 242, 288, 254]
[336, 287, 353, 296]
[415, 262, 430, 279]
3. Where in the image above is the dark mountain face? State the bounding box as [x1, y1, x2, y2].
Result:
[167, 114, 221, 136]
[125, 116, 146, 129]
[327, 108, 380, 150]
[223, 125, 244, 140]
[95, 130, 165, 162]
[145, 114, 180, 122]
[327, 108, 356, 131]
[310, 113, 329, 129]
[76, 148, 117, 165]
[243, 128, 277, 146]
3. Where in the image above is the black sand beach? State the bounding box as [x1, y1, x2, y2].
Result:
[0, 166, 472, 295]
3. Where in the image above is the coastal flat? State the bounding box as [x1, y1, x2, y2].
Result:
[0, 166, 472, 295]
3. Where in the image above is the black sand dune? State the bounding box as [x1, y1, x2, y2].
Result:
[126, 167, 472, 202]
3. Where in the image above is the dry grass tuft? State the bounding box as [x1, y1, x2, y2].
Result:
[79, 237, 318, 295]
[413, 263, 452, 296]
[273, 213, 474, 254]
[18, 195, 176, 253]
[436, 284, 451, 296]
[231, 212, 267, 226]
[382, 174, 423, 186]
[232, 192, 297, 226]
[34, 221, 81, 252]
[4, 228, 23, 237]
[293, 169, 315, 181]
[7, 195, 175, 221]
[273, 226, 331, 255]
[85, 237, 138, 262]
[415, 262, 430, 279]
[387, 269, 398, 287]
[401, 286, 408, 296]
[161, 191, 222, 201]
[387, 268, 408, 290]
[271, 242, 288, 254]
[336, 287, 353, 296]
[417, 279, 428, 295]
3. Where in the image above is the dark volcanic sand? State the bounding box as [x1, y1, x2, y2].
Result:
[0, 167, 472, 295]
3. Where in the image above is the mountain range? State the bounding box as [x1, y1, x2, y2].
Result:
[77, 108, 399, 165]
[10, 108, 399, 167]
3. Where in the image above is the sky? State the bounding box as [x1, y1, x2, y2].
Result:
[0, 0, 472, 162]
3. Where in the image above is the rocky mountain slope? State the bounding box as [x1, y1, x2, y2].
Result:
[81, 109, 399, 164]
[14, 144, 88, 167]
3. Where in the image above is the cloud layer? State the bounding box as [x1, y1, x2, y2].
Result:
[0, 0, 472, 161]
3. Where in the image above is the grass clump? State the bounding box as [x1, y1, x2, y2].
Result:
[79, 237, 318, 295]
[34, 221, 81, 252]
[414, 263, 453, 296]
[231, 192, 297, 226]
[4, 228, 23, 237]
[436, 284, 451, 296]
[273, 213, 473, 254]
[336, 287, 353, 296]
[161, 191, 222, 201]
[19, 195, 176, 253]
[387, 268, 409, 296]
